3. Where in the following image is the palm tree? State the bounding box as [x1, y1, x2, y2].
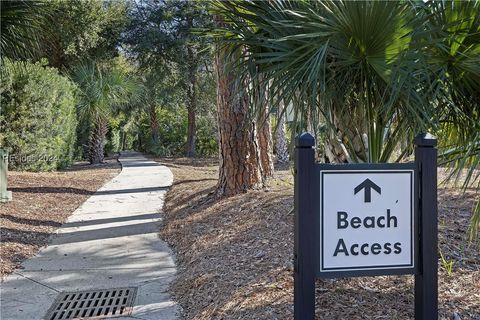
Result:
[214, 0, 434, 163]
[138, 72, 162, 145]
[71, 61, 140, 164]
[214, 1, 479, 238]
[0, 1, 50, 61]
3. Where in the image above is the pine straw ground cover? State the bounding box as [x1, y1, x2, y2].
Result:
[0, 157, 120, 279]
[158, 158, 480, 320]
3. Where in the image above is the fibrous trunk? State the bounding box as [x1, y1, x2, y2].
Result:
[89, 119, 108, 164]
[257, 94, 274, 182]
[276, 101, 289, 164]
[323, 104, 367, 163]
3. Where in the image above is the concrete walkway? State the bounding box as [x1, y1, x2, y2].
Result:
[1, 152, 177, 320]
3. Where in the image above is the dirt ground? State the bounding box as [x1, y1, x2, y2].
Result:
[0, 157, 120, 279]
[157, 158, 479, 320]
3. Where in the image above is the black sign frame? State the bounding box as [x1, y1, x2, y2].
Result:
[293, 132, 438, 320]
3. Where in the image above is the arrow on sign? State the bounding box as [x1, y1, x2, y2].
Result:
[354, 179, 381, 203]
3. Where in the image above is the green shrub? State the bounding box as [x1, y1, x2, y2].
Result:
[196, 115, 218, 157]
[144, 107, 217, 157]
[126, 106, 218, 157]
[0, 59, 77, 171]
[142, 108, 187, 156]
[105, 128, 121, 154]
[104, 116, 123, 154]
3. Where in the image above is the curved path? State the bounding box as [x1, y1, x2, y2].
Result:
[1, 152, 177, 320]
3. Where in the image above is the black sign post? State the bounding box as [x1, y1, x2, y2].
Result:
[294, 133, 316, 320]
[293, 132, 438, 320]
[414, 133, 438, 320]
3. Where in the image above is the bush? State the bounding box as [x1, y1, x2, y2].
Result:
[196, 114, 218, 157]
[142, 107, 187, 156]
[104, 115, 123, 155]
[105, 128, 121, 154]
[0, 59, 77, 171]
[137, 107, 218, 157]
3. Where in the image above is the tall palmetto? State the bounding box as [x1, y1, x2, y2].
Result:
[214, 1, 479, 239]
[71, 61, 140, 164]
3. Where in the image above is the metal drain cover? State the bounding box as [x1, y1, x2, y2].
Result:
[45, 287, 137, 320]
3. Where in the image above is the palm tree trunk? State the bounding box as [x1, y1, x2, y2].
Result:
[276, 101, 289, 164]
[323, 103, 367, 163]
[149, 104, 160, 144]
[89, 119, 108, 164]
[121, 131, 127, 151]
[258, 101, 274, 182]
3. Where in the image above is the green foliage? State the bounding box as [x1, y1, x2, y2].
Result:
[214, 0, 479, 161]
[71, 61, 139, 124]
[0, 1, 51, 61]
[215, 0, 480, 238]
[439, 249, 455, 276]
[195, 65, 218, 157]
[104, 115, 124, 154]
[439, 126, 480, 243]
[470, 201, 480, 245]
[43, 0, 129, 69]
[196, 116, 218, 157]
[124, 0, 213, 70]
[132, 106, 217, 157]
[0, 59, 77, 171]
[432, 1, 480, 242]
[105, 129, 121, 154]
[70, 60, 142, 163]
[214, 0, 435, 163]
[145, 107, 187, 156]
[73, 57, 137, 160]
[124, 0, 216, 157]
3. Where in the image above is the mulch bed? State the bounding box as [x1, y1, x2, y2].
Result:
[0, 157, 121, 279]
[157, 158, 479, 320]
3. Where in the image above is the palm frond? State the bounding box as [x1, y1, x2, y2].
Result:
[0, 1, 51, 61]
[70, 60, 142, 122]
[470, 199, 480, 244]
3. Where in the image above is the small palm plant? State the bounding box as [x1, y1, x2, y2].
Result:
[71, 61, 140, 164]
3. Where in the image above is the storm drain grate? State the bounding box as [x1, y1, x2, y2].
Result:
[45, 287, 137, 320]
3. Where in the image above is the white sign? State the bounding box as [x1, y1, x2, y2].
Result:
[320, 168, 415, 274]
